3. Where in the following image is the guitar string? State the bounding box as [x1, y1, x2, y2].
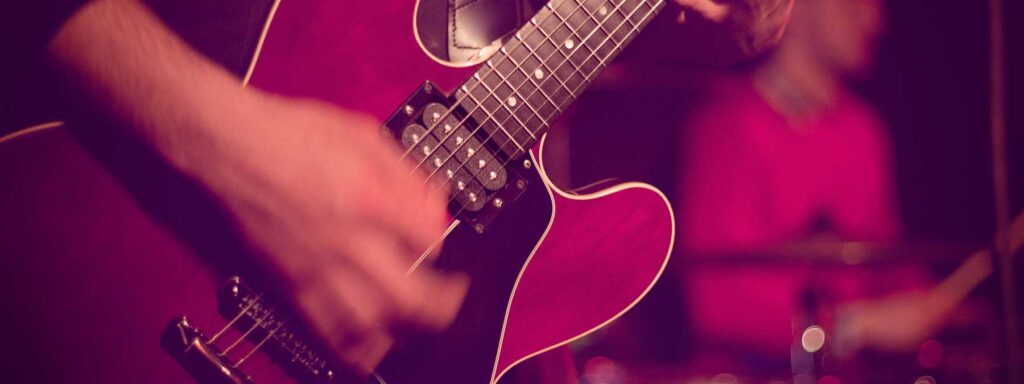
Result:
[216, 0, 656, 372]
[409, 0, 652, 177]
[221, 300, 278, 355]
[234, 315, 288, 367]
[420, 0, 652, 202]
[406, 0, 640, 211]
[203, 2, 571, 367]
[395, 0, 574, 164]
[208, 292, 264, 344]
[442, 0, 629, 172]
[421, 0, 656, 215]
[439, 1, 656, 232]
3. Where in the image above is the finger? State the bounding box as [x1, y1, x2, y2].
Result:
[342, 228, 469, 331]
[293, 265, 387, 365]
[371, 156, 451, 256]
[674, 0, 730, 22]
[338, 329, 394, 375]
[325, 107, 451, 261]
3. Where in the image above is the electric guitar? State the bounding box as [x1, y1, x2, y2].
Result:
[0, 0, 673, 382]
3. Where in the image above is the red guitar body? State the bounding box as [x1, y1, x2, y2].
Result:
[0, 1, 673, 383]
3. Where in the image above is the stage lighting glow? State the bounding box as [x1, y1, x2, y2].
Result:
[801, 325, 826, 353]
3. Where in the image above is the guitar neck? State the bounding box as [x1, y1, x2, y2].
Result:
[455, 0, 665, 159]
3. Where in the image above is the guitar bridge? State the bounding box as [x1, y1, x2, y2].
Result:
[163, 277, 342, 383]
[162, 317, 254, 384]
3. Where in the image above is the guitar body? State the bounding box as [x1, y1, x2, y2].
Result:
[0, 0, 673, 383]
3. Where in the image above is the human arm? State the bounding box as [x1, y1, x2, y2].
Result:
[49, 0, 467, 372]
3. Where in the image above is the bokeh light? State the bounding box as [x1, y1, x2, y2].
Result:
[801, 325, 827, 353]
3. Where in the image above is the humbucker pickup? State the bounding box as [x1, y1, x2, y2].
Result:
[382, 81, 530, 233]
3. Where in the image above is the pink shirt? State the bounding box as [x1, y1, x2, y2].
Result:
[676, 75, 903, 354]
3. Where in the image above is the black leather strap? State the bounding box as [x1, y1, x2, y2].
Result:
[416, 0, 545, 64]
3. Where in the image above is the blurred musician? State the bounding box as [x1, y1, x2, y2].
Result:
[675, 0, 943, 370]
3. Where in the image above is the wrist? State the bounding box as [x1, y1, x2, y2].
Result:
[168, 84, 266, 183]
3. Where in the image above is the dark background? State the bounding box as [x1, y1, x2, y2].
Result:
[3, 2, 1018, 243]
[2, 0, 1021, 379]
[565, 0, 1022, 242]
[560, 0, 1024, 378]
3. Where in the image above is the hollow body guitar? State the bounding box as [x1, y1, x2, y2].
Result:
[0, 0, 673, 383]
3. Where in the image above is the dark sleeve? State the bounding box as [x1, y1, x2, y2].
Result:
[0, 1, 89, 133]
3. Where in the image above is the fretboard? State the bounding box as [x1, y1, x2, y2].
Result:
[455, 0, 664, 159]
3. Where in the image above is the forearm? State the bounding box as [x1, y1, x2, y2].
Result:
[49, 0, 252, 179]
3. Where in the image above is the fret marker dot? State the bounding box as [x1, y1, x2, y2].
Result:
[508, 96, 518, 107]
[599, 6, 608, 16]
[534, 69, 545, 79]
[565, 39, 575, 50]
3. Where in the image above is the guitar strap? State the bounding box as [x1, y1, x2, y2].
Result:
[417, 0, 545, 64]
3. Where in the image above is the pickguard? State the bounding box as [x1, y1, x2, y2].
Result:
[375, 153, 553, 384]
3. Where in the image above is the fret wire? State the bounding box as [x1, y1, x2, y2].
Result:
[519, 46, 569, 115]
[442, 0, 656, 187]
[486, 58, 547, 133]
[466, 73, 526, 152]
[568, 0, 648, 76]
[527, 0, 652, 121]
[560, 2, 622, 81]
[583, 0, 616, 40]
[406, 2, 574, 176]
[398, 1, 571, 168]
[471, 67, 536, 143]
[526, 17, 577, 103]
[488, 0, 658, 142]
[463, 0, 644, 150]
[478, 57, 537, 133]
[622, 1, 642, 29]
[574, 1, 660, 91]
[546, 1, 590, 85]
[423, 0, 658, 213]
[568, 3, 600, 54]
[450, 0, 645, 158]
[433, 0, 657, 225]
[499, 1, 591, 129]
[530, 10, 580, 100]
[408, 1, 575, 168]
[576, 0, 608, 51]
[506, 36, 562, 122]
[419, 0, 591, 165]
[426, 0, 630, 184]
[404, 0, 634, 172]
